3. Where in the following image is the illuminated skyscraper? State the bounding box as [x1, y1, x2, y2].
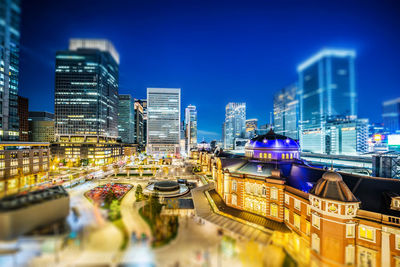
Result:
[382, 97, 400, 134]
[185, 105, 197, 153]
[224, 102, 246, 149]
[55, 39, 119, 138]
[245, 119, 258, 139]
[147, 88, 181, 155]
[134, 99, 145, 147]
[273, 83, 299, 140]
[298, 49, 357, 153]
[0, 0, 20, 140]
[118, 94, 135, 143]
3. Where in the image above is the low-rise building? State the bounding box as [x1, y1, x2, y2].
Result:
[0, 142, 50, 197]
[29, 111, 55, 143]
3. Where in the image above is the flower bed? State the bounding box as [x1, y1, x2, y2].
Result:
[85, 183, 133, 208]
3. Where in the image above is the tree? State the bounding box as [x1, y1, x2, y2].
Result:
[108, 200, 121, 221]
[135, 184, 143, 201]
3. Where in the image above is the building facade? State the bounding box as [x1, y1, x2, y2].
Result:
[118, 94, 135, 143]
[383, 98, 400, 134]
[245, 119, 258, 139]
[298, 49, 357, 153]
[55, 39, 119, 138]
[17, 96, 28, 141]
[224, 102, 246, 150]
[185, 105, 197, 154]
[146, 88, 181, 156]
[134, 99, 145, 147]
[199, 131, 400, 267]
[0, 142, 50, 197]
[0, 0, 20, 141]
[273, 83, 299, 140]
[28, 111, 55, 143]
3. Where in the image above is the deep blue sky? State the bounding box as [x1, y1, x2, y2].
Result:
[19, 0, 400, 141]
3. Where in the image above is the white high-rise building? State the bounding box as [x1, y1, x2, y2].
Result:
[146, 88, 181, 156]
[185, 105, 197, 154]
[224, 103, 246, 150]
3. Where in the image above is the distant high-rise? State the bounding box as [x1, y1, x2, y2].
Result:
[298, 49, 357, 153]
[224, 103, 246, 149]
[29, 111, 55, 143]
[382, 97, 400, 134]
[245, 119, 258, 139]
[147, 88, 181, 155]
[0, 0, 20, 140]
[134, 99, 145, 147]
[140, 99, 148, 145]
[118, 94, 135, 143]
[185, 105, 197, 153]
[17, 96, 29, 141]
[55, 39, 119, 138]
[273, 83, 299, 140]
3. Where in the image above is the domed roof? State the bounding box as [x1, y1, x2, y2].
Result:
[246, 129, 299, 150]
[310, 171, 358, 202]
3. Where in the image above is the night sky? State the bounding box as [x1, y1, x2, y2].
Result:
[19, 0, 400, 141]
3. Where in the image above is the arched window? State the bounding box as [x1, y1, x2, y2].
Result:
[232, 180, 237, 192]
[270, 203, 278, 217]
[262, 186, 267, 196]
[231, 193, 237, 206]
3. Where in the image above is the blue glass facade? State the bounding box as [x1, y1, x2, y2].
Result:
[0, 0, 20, 140]
[224, 102, 246, 150]
[118, 94, 135, 143]
[298, 49, 357, 153]
[382, 97, 400, 134]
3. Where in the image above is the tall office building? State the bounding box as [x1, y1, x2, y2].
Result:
[224, 102, 246, 150]
[146, 88, 181, 155]
[118, 94, 135, 143]
[55, 39, 119, 138]
[140, 99, 148, 145]
[245, 119, 258, 139]
[185, 105, 197, 153]
[17, 96, 28, 141]
[28, 111, 55, 143]
[273, 83, 299, 140]
[298, 49, 356, 153]
[53, 39, 123, 165]
[382, 97, 400, 134]
[134, 99, 144, 147]
[0, 0, 20, 140]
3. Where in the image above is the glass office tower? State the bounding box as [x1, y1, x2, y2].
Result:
[0, 0, 20, 140]
[224, 102, 246, 150]
[134, 99, 145, 147]
[382, 97, 400, 134]
[147, 88, 181, 155]
[273, 83, 299, 140]
[118, 94, 135, 143]
[55, 39, 119, 138]
[245, 119, 258, 139]
[185, 105, 197, 154]
[298, 49, 356, 153]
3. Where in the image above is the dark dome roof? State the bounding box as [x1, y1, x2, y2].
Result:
[246, 129, 299, 150]
[154, 181, 180, 192]
[310, 171, 358, 202]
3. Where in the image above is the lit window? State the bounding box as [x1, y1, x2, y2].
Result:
[312, 214, 320, 229]
[270, 187, 278, 200]
[396, 235, 400, 250]
[311, 234, 320, 253]
[281, 154, 285, 159]
[284, 208, 290, 222]
[294, 213, 300, 229]
[262, 186, 267, 196]
[359, 225, 375, 242]
[345, 245, 355, 265]
[232, 180, 237, 192]
[294, 199, 301, 210]
[270, 203, 278, 217]
[268, 153, 272, 159]
[307, 205, 311, 216]
[285, 194, 290, 205]
[231, 194, 237, 206]
[346, 224, 355, 238]
[306, 221, 310, 236]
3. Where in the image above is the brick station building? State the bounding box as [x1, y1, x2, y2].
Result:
[198, 129, 400, 267]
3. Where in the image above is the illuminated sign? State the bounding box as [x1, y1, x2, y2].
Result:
[373, 134, 382, 142]
[388, 134, 400, 146]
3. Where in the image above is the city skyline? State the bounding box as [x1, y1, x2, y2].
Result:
[18, 0, 400, 141]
